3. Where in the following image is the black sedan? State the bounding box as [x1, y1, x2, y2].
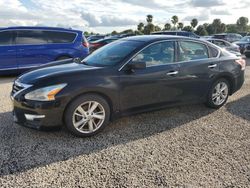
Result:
[11, 36, 245, 137]
[234, 36, 250, 57]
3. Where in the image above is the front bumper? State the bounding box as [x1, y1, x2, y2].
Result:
[12, 97, 65, 130]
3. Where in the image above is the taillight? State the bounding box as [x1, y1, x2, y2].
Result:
[235, 58, 246, 70]
[91, 43, 101, 47]
[83, 41, 89, 48]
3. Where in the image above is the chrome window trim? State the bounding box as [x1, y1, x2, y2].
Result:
[118, 39, 221, 71]
[0, 29, 79, 46]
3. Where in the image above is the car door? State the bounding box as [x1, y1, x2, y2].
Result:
[119, 41, 184, 113]
[177, 40, 220, 102]
[0, 30, 17, 70]
[16, 30, 48, 69]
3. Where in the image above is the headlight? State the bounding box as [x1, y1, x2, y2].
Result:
[25, 84, 67, 101]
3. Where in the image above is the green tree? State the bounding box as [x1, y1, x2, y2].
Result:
[191, 18, 198, 29]
[183, 26, 193, 32]
[226, 24, 238, 33]
[137, 22, 144, 32]
[177, 22, 184, 30]
[237, 16, 249, 32]
[111, 30, 118, 35]
[195, 25, 208, 36]
[120, 29, 134, 34]
[144, 24, 155, 34]
[164, 23, 171, 30]
[171, 15, 179, 29]
[155, 25, 161, 31]
[84, 31, 89, 36]
[204, 23, 214, 35]
[218, 23, 226, 33]
[144, 15, 155, 34]
[212, 19, 222, 34]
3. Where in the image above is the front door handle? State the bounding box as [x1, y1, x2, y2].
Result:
[166, 71, 179, 76]
[208, 64, 217, 68]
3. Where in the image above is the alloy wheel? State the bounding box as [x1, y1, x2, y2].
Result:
[212, 82, 229, 106]
[72, 101, 105, 133]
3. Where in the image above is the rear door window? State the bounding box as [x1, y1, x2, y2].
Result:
[0, 31, 14, 45]
[16, 30, 47, 45]
[208, 46, 219, 57]
[44, 31, 76, 43]
[178, 41, 209, 61]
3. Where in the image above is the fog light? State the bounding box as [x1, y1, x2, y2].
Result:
[25, 114, 45, 121]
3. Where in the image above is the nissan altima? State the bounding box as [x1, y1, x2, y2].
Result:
[11, 36, 245, 137]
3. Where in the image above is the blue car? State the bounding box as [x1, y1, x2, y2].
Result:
[0, 26, 89, 74]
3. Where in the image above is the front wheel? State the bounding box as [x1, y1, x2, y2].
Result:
[64, 94, 110, 137]
[206, 79, 230, 109]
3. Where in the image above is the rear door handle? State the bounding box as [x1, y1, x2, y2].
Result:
[166, 71, 179, 76]
[208, 64, 217, 68]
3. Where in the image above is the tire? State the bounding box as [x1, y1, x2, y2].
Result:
[205, 78, 230, 109]
[56, 56, 71, 61]
[245, 54, 250, 58]
[64, 94, 110, 137]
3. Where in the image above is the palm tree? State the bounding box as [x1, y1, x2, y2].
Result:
[177, 22, 184, 30]
[171, 15, 179, 29]
[146, 15, 153, 23]
[137, 22, 144, 32]
[191, 18, 198, 29]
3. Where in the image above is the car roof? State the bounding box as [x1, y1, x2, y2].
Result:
[121, 35, 201, 42]
[0, 26, 82, 33]
[152, 31, 191, 34]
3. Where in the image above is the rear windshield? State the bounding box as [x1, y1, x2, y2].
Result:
[82, 40, 143, 67]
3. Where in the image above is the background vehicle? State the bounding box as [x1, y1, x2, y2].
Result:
[234, 36, 250, 57]
[89, 37, 119, 52]
[152, 31, 200, 38]
[213, 33, 242, 43]
[0, 26, 89, 74]
[87, 35, 105, 42]
[11, 36, 245, 137]
[206, 38, 241, 56]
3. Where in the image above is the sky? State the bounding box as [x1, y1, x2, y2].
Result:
[0, 0, 249, 34]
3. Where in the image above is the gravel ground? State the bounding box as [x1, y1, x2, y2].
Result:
[0, 59, 250, 188]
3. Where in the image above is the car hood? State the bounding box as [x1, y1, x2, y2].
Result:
[17, 60, 101, 84]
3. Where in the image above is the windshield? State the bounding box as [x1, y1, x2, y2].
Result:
[82, 40, 143, 67]
[240, 36, 250, 42]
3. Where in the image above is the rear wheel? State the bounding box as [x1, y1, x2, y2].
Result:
[64, 94, 110, 137]
[206, 79, 230, 109]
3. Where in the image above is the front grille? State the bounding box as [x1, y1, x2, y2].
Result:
[12, 84, 24, 95]
[11, 80, 32, 97]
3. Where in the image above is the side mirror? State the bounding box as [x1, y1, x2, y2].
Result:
[129, 61, 146, 70]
